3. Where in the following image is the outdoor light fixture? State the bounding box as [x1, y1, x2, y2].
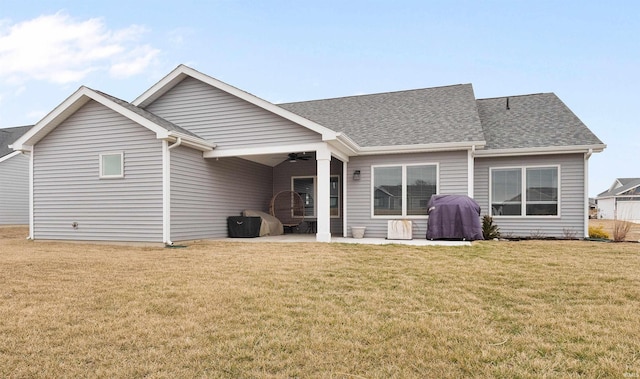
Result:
[353, 170, 361, 181]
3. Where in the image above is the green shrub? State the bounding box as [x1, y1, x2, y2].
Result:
[588, 225, 610, 239]
[482, 215, 500, 239]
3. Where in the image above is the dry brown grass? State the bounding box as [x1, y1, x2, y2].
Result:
[1, 225, 640, 378]
[590, 219, 640, 242]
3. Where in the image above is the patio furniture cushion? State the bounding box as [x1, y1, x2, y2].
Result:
[242, 210, 284, 236]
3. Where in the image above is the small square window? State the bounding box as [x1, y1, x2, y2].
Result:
[100, 153, 123, 178]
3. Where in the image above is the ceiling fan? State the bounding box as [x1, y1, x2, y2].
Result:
[286, 152, 312, 163]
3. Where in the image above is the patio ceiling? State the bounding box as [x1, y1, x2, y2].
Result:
[239, 152, 317, 167]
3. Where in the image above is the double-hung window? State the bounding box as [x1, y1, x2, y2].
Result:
[490, 166, 559, 216]
[372, 164, 438, 217]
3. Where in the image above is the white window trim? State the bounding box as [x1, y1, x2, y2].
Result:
[489, 164, 561, 218]
[370, 163, 439, 219]
[291, 175, 340, 218]
[99, 152, 124, 179]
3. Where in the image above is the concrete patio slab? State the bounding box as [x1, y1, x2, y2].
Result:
[217, 234, 472, 246]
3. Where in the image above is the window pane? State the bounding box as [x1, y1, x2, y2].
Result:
[102, 154, 122, 177]
[374, 166, 402, 216]
[293, 178, 314, 217]
[330, 176, 339, 216]
[407, 165, 436, 215]
[526, 167, 558, 215]
[491, 169, 521, 215]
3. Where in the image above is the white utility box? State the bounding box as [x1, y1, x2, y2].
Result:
[387, 220, 412, 240]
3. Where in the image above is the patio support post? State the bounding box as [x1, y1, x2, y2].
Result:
[316, 147, 331, 242]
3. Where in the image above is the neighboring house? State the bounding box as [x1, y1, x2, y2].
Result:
[10, 65, 605, 243]
[596, 178, 640, 223]
[589, 197, 597, 219]
[0, 125, 32, 225]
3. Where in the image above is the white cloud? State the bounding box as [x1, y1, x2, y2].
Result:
[167, 27, 195, 47]
[109, 45, 160, 78]
[0, 12, 160, 85]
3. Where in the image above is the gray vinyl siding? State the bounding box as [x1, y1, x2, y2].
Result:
[0, 153, 29, 224]
[272, 157, 344, 235]
[33, 100, 163, 242]
[171, 146, 273, 241]
[346, 151, 469, 238]
[145, 77, 321, 149]
[474, 154, 586, 238]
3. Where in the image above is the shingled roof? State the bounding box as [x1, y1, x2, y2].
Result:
[597, 178, 640, 197]
[476, 93, 604, 150]
[279, 85, 603, 152]
[0, 125, 32, 158]
[279, 84, 485, 148]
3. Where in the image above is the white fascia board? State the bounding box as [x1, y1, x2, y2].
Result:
[10, 87, 92, 150]
[203, 142, 327, 159]
[357, 140, 486, 155]
[133, 68, 187, 107]
[615, 184, 640, 196]
[327, 144, 350, 163]
[474, 144, 607, 157]
[87, 89, 174, 138]
[334, 133, 360, 155]
[0, 151, 21, 163]
[325, 141, 352, 162]
[10, 86, 183, 150]
[133, 65, 338, 141]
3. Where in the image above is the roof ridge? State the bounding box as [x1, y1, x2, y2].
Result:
[279, 83, 472, 105]
[477, 92, 551, 101]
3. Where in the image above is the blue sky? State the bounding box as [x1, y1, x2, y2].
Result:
[1, 0, 638, 196]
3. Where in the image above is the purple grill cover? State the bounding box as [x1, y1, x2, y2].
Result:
[426, 195, 484, 241]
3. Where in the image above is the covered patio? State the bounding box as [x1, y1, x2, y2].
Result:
[216, 234, 472, 246]
[208, 141, 352, 242]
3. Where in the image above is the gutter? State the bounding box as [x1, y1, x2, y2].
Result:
[357, 140, 487, 155]
[334, 133, 360, 155]
[160, 132, 215, 152]
[474, 144, 606, 157]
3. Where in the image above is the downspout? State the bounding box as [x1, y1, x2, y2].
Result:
[584, 148, 593, 238]
[162, 140, 171, 246]
[27, 147, 34, 240]
[168, 137, 182, 150]
[162, 137, 183, 246]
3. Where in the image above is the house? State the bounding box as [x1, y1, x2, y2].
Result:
[10, 65, 605, 243]
[0, 125, 32, 225]
[596, 178, 640, 223]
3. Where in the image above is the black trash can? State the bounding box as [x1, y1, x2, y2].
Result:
[227, 216, 261, 238]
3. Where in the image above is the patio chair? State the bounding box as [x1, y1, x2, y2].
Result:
[269, 190, 305, 233]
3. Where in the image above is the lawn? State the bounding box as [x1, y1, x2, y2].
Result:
[1, 225, 639, 378]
